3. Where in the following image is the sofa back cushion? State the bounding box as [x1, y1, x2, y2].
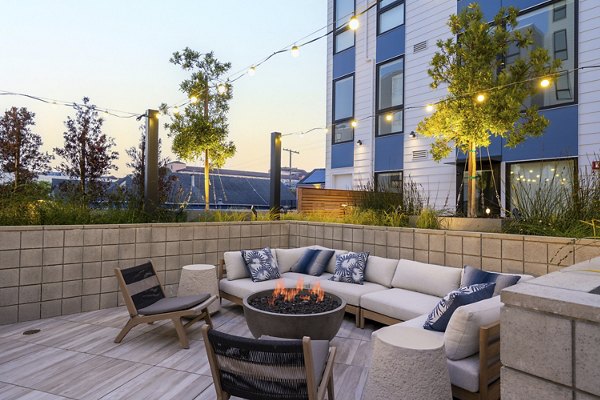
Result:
[391, 259, 461, 297]
[275, 247, 309, 273]
[444, 295, 502, 360]
[364, 256, 398, 287]
[224, 249, 279, 280]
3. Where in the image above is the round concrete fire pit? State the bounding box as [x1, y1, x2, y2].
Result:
[243, 289, 347, 340]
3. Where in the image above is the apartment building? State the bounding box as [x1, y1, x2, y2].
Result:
[325, 0, 600, 215]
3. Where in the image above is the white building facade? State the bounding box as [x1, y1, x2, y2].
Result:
[325, 0, 600, 215]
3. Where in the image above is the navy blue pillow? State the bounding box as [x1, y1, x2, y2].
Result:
[461, 265, 521, 296]
[290, 249, 335, 276]
[423, 283, 496, 332]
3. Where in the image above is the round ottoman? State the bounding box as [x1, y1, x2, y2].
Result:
[363, 325, 451, 400]
[178, 264, 220, 314]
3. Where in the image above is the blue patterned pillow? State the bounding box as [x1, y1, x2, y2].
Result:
[242, 248, 280, 282]
[291, 249, 335, 276]
[423, 283, 496, 332]
[461, 265, 521, 296]
[329, 252, 369, 284]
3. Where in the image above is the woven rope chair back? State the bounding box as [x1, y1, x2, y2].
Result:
[206, 329, 310, 400]
[118, 262, 164, 315]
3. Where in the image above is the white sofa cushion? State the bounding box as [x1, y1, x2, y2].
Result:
[310, 245, 348, 274]
[311, 279, 388, 307]
[447, 354, 480, 393]
[224, 251, 250, 280]
[444, 295, 502, 360]
[360, 288, 441, 321]
[364, 256, 398, 287]
[281, 272, 333, 286]
[275, 247, 309, 273]
[392, 259, 461, 297]
[219, 277, 297, 299]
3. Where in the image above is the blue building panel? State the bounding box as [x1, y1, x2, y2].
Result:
[375, 25, 405, 63]
[457, 134, 503, 162]
[331, 142, 354, 168]
[333, 48, 355, 79]
[457, 0, 501, 21]
[374, 135, 404, 172]
[503, 105, 578, 162]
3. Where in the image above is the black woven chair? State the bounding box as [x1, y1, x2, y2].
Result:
[201, 325, 336, 400]
[114, 261, 216, 348]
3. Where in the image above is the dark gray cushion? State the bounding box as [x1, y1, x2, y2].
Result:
[138, 293, 210, 315]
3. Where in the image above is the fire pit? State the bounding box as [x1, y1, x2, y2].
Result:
[243, 279, 346, 340]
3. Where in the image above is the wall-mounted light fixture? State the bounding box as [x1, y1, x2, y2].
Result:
[409, 131, 416, 138]
[356, 139, 363, 145]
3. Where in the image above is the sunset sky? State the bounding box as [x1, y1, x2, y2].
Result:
[0, 0, 327, 175]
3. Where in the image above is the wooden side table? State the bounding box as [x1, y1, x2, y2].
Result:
[178, 264, 220, 314]
[363, 325, 451, 400]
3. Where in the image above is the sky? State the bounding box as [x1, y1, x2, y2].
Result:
[0, 0, 327, 176]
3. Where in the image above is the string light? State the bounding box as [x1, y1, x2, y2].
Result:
[291, 45, 300, 58]
[173, 106, 180, 115]
[540, 78, 551, 88]
[351, 120, 358, 128]
[476, 93, 486, 103]
[189, 95, 198, 103]
[425, 104, 434, 112]
[348, 16, 360, 30]
[217, 84, 227, 94]
[248, 66, 256, 76]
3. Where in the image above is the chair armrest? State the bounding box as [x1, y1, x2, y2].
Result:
[478, 321, 501, 398]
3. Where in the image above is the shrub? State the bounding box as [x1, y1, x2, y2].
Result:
[416, 208, 441, 229]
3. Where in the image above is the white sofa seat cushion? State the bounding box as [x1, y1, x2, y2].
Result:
[311, 280, 388, 307]
[444, 295, 502, 360]
[392, 259, 461, 297]
[364, 256, 398, 287]
[361, 288, 441, 322]
[447, 354, 480, 393]
[281, 272, 333, 286]
[219, 277, 297, 299]
[275, 247, 309, 273]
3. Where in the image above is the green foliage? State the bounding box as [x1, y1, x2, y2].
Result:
[416, 208, 441, 230]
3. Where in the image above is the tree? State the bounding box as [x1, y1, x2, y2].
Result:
[416, 4, 560, 217]
[126, 126, 176, 206]
[161, 49, 236, 210]
[54, 97, 118, 198]
[0, 107, 52, 190]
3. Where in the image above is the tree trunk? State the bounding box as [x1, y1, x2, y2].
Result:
[204, 149, 210, 211]
[467, 142, 477, 218]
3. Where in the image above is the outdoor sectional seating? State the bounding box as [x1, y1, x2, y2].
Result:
[217, 245, 533, 400]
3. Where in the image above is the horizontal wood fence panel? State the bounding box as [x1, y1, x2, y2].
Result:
[297, 187, 364, 216]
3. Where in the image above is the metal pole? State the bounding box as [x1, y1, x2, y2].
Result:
[144, 109, 159, 213]
[270, 132, 282, 219]
[283, 148, 299, 190]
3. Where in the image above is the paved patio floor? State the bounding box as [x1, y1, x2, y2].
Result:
[0, 300, 379, 400]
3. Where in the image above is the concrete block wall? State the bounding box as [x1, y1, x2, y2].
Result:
[0, 222, 289, 324]
[501, 258, 600, 399]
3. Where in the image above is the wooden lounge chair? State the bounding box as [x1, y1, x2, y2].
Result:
[202, 325, 337, 400]
[114, 261, 216, 348]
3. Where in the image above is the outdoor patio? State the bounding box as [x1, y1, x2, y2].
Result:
[0, 300, 377, 400]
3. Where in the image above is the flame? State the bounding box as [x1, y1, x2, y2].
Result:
[269, 278, 324, 304]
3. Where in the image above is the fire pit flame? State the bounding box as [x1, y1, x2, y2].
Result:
[269, 279, 324, 304]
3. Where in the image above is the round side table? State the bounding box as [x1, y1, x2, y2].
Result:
[178, 264, 220, 314]
[363, 325, 451, 400]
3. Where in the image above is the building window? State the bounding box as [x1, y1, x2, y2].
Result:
[378, 0, 405, 35]
[376, 57, 404, 136]
[506, 0, 576, 107]
[507, 158, 576, 214]
[334, 0, 355, 53]
[375, 171, 403, 193]
[333, 75, 354, 144]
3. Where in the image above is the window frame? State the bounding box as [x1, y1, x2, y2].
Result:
[377, 0, 405, 35]
[375, 55, 405, 137]
[374, 170, 403, 193]
[332, 73, 355, 144]
[333, 0, 356, 54]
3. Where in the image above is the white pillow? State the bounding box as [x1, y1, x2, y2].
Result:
[364, 256, 398, 287]
[276, 247, 311, 273]
[309, 245, 347, 274]
[444, 295, 502, 360]
[224, 251, 249, 280]
[392, 259, 461, 297]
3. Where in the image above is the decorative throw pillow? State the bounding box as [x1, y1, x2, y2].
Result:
[329, 252, 369, 284]
[290, 249, 335, 276]
[242, 248, 280, 282]
[423, 283, 496, 332]
[461, 265, 521, 296]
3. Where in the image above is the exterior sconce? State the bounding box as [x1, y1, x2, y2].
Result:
[357, 140, 363, 145]
[409, 131, 416, 138]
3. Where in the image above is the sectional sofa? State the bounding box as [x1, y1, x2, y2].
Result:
[217, 245, 532, 400]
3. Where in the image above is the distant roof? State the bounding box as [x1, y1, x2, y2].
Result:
[297, 168, 325, 185]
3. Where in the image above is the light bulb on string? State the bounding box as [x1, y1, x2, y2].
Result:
[540, 78, 551, 88]
[291, 45, 300, 58]
[425, 104, 434, 112]
[348, 16, 359, 30]
[173, 106, 180, 115]
[350, 120, 358, 128]
[190, 95, 198, 104]
[217, 84, 227, 94]
[248, 66, 256, 76]
[476, 93, 486, 103]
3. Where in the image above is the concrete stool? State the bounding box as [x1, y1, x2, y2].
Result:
[178, 264, 220, 314]
[363, 325, 451, 400]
